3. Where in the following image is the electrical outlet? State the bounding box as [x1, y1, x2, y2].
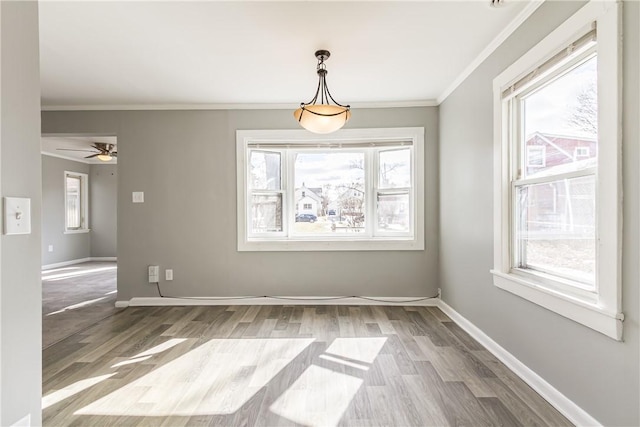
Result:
[165, 269, 173, 281]
[148, 265, 159, 283]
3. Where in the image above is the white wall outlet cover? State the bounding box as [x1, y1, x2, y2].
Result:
[4, 197, 31, 235]
[132, 192, 144, 203]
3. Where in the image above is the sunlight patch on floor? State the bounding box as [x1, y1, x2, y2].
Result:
[43, 373, 116, 409]
[269, 365, 363, 427]
[46, 296, 109, 316]
[75, 338, 314, 416]
[325, 337, 387, 364]
[318, 354, 369, 371]
[111, 338, 187, 368]
[42, 266, 117, 281]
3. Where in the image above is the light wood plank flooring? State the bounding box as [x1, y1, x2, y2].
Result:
[43, 261, 119, 348]
[43, 305, 572, 426]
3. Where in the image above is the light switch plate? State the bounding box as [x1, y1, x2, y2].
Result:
[4, 197, 31, 235]
[132, 191, 144, 203]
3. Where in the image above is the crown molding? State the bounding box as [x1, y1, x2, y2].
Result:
[436, 0, 546, 105]
[40, 99, 438, 112]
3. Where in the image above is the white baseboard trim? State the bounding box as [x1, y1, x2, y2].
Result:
[91, 256, 117, 262]
[42, 257, 92, 270]
[436, 300, 602, 427]
[114, 301, 130, 308]
[124, 296, 439, 307]
[42, 257, 117, 270]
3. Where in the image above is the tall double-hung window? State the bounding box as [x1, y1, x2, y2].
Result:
[237, 128, 424, 251]
[492, 1, 622, 339]
[64, 171, 89, 233]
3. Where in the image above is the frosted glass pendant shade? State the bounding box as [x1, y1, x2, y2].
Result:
[97, 154, 112, 161]
[293, 105, 351, 134]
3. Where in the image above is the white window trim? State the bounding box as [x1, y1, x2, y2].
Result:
[492, 0, 623, 340]
[236, 127, 425, 252]
[64, 171, 89, 233]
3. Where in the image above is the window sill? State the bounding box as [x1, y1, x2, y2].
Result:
[64, 229, 90, 234]
[491, 270, 623, 340]
[239, 237, 424, 252]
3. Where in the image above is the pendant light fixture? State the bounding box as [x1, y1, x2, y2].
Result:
[294, 50, 351, 134]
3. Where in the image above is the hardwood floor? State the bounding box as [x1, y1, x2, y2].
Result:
[43, 261, 120, 348]
[43, 305, 573, 426]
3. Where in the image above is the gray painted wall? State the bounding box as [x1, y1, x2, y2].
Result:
[439, 1, 639, 426]
[41, 155, 91, 265]
[1, 2, 42, 425]
[90, 164, 117, 258]
[41, 107, 439, 301]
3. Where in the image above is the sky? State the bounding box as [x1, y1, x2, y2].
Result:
[524, 55, 597, 139]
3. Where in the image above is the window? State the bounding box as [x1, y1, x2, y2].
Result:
[575, 146, 590, 158]
[237, 128, 424, 251]
[526, 145, 546, 167]
[492, 1, 622, 339]
[64, 171, 89, 233]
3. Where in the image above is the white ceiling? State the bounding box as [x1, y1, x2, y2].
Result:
[42, 136, 118, 164]
[39, 1, 531, 108]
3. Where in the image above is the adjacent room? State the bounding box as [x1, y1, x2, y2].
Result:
[0, 1, 638, 426]
[40, 136, 118, 348]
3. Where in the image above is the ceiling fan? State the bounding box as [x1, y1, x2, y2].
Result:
[57, 142, 117, 161]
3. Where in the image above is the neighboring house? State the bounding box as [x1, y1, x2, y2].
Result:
[294, 184, 322, 216]
[525, 132, 597, 176]
[524, 133, 597, 235]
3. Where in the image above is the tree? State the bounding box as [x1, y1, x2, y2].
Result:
[568, 83, 597, 136]
[336, 181, 365, 230]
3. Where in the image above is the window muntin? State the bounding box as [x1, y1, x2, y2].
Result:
[512, 52, 598, 290]
[64, 172, 88, 231]
[237, 128, 424, 251]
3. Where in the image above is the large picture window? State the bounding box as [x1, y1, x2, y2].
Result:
[237, 128, 424, 251]
[492, 1, 622, 339]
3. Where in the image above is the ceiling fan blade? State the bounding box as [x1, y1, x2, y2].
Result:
[111, 152, 117, 157]
[85, 153, 100, 158]
[56, 148, 97, 152]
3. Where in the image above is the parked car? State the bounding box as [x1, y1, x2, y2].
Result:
[295, 213, 317, 223]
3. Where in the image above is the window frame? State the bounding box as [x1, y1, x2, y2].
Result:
[64, 171, 89, 234]
[492, 0, 622, 340]
[236, 127, 425, 252]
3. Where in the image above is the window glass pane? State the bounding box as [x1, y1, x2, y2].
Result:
[251, 194, 282, 233]
[66, 175, 81, 229]
[379, 149, 410, 189]
[516, 175, 595, 286]
[250, 151, 281, 190]
[377, 193, 409, 232]
[294, 152, 365, 235]
[522, 56, 597, 179]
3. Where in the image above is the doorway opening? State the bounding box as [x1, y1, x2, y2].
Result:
[40, 135, 119, 348]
